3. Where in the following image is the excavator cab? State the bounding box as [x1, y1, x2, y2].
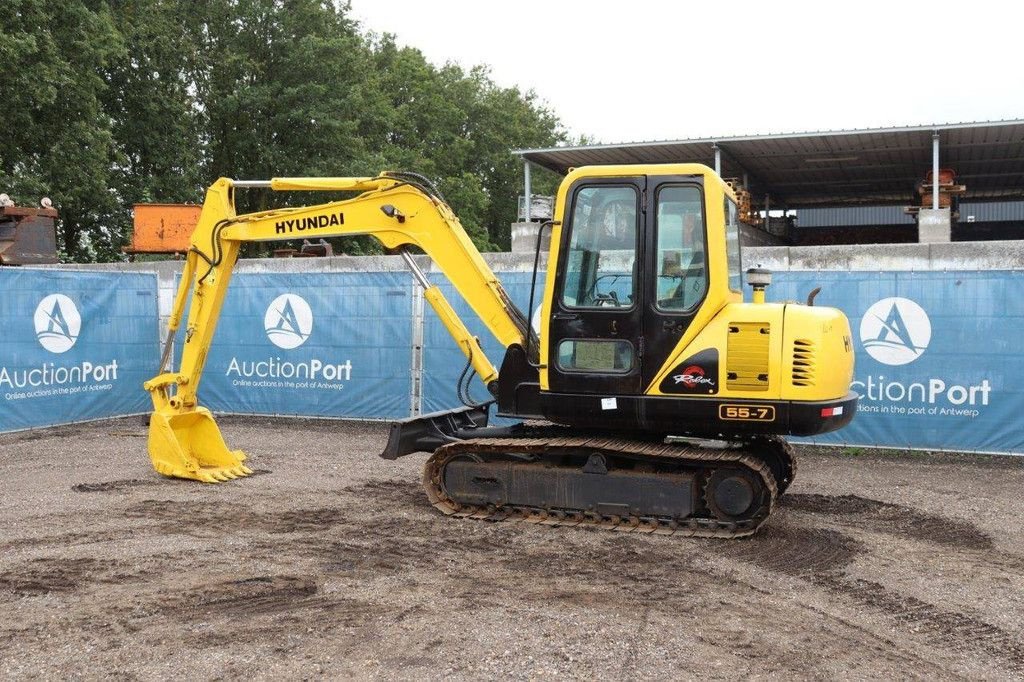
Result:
[489, 166, 857, 441]
[144, 164, 856, 537]
[543, 173, 721, 398]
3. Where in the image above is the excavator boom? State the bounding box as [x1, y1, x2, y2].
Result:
[146, 172, 529, 482]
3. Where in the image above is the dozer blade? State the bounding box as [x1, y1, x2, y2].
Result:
[147, 407, 252, 483]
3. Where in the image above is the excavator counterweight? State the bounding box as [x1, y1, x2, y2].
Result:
[144, 165, 856, 534]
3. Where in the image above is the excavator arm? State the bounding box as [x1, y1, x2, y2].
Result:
[145, 172, 530, 482]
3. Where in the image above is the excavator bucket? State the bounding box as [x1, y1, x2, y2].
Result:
[147, 407, 251, 483]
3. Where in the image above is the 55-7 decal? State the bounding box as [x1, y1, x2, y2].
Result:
[719, 404, 776, 421]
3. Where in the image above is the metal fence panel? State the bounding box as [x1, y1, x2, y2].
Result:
[192, 271, 413, 419]
[0, 269, 157, 431]
[6, 265, 1023, 456]
[770, 270, 1024, 454]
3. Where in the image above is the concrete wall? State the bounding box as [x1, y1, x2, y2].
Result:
[45, 239, 1023, 336]
[54, 239, 1024, 280]
[745, 240, 1024, 272]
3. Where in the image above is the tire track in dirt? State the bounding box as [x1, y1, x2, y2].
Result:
[124, 499, 353, 535]
[783, 493, 994, 550]
[87, 574, 386, 650]
[72, 479, 161, 493]
[343, 479, 428, 509]
[0, 557, 152, 597]
[1, 528, 125, 553]
[714, 513, 1024, 675]
[715, 525, 862, 576]
[812, 574, 1024, 675]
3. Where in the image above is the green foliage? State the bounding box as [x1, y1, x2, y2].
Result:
[0, 1, 566, 261]
[0, 0, 124, 261]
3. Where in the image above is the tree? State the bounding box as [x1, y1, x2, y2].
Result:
[0, 0, 568, 261]
[0, 0, 124, 261]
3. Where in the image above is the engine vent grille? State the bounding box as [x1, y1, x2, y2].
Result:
[792, 339, 816, 386]
[727, 322, 770, 391]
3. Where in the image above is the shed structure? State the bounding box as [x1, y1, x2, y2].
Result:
[514, 120, 1024, 244]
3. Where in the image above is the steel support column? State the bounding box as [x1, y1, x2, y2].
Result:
[523, 160, 532, 222]
[932, 133, 940, 210]
[713, 144, 721, 175]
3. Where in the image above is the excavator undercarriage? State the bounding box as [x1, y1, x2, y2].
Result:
[424, 433, 795, 538]
[386, 411, 796, 538]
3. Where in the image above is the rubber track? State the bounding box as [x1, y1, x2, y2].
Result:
[423, 436, 781, 539]
[761, 435, 798, 495]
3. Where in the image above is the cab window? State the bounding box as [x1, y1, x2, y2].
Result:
[655, 186, 707, 311]
[725, 197, 742, 292]
[560, 185, 637, 309]
[557, 339, 634, 373]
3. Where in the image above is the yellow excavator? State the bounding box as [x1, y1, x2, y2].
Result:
[144, 165, 856, 537]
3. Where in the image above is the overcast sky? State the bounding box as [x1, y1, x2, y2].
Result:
[348, 0, 1024, 145]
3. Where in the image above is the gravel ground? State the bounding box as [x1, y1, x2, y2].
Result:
[1, 416, 1023, 680]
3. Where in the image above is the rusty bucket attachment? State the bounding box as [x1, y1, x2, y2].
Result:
[147, 406, 251, 483]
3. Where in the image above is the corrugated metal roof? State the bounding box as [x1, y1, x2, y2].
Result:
[960, 201, 1024, 222]
[515, 120, 1024, 208]
[795, 206, 917, 228]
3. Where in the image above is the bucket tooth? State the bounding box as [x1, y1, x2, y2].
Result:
[147, 407, 249, 483]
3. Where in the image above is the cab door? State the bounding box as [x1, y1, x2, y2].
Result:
[641, 176, 711, 389]
[547, 178, 645, 395]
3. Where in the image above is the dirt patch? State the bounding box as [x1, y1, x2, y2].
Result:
[3, 417, 1024, 680]
[813, 574, 1024, 674]
[716, 524, 862, 576]
[73, 479, 160, 493]
[784, 493, 993, 550]
[166, 575, 320, 616]
[124, 499, 352, 535]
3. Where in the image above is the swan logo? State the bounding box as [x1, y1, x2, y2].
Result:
[264, 294, 313, 350]
[860, 297, 931, 366]
[34, 294, 81, 354]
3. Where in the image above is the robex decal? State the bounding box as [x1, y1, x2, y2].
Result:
[225, 293, 353, 390]
[2, 294, 118, 399]
[674, 365, 714, 389]
[659, 349, 719, 394]
[854, 297, 991, 417]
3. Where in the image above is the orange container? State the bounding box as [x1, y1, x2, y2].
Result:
[127, 204, 202, 253]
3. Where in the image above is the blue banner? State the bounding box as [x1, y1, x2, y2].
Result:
[6, 264, 1022, 456]
[771, 270, 1024, 454]
[0, 269, 157, 431]
[193, 272, 413, 419]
